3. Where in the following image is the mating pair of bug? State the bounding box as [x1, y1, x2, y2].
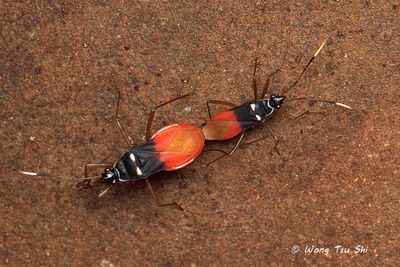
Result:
[20, 40, 352, 209]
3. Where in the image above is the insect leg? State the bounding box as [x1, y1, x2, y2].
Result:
[76, 163, 113, 198]
[260, 69, 280, 99]
[187, 132, 246, 169]
[145, 94, 190, 141]
[206, 100, 237, 118]
[253, 57, 259, 100]
[227, 131, 245, 156]
[266, 125, 280, 156]
[115, 87, 134, 148]
[260, 77, 270, 100]
[145, 179, 183, 211]
[83, 163, 113, 178]
[242, 125, 281, 156]
[186, 149, 229, 169]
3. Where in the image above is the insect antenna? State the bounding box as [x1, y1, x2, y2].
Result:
[17, 170, 113, 198]
[17, 170, 100, 182]
[285, 97, 356, 111]
[282, 39, 327, 95]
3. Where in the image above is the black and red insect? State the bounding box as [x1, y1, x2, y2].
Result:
[19, 91, 213, 209]
[201, 40, 352, 155]
[18, 39, 352, 208]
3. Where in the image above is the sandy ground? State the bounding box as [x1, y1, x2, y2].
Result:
[1, 1, 399, 266]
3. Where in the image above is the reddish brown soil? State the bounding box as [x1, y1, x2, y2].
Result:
[1, 1, 399, 266]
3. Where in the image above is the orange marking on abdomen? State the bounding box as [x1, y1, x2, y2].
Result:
[202, 110, 242, 140]
[153, 124, 205, 170]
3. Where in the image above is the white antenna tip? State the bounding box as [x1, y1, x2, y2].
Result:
[18, 170, 38, 176]
[314, 39, 327, 57]
[336, 102, 353, 110]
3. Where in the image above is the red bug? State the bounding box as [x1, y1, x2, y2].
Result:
[201, 40, 352, 155]
[95, 93, 206, 185]
[19, 91, 210, 209]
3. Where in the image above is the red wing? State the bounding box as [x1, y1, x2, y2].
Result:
[153, 124, 205, 170]
[202, 110, 242, 140]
